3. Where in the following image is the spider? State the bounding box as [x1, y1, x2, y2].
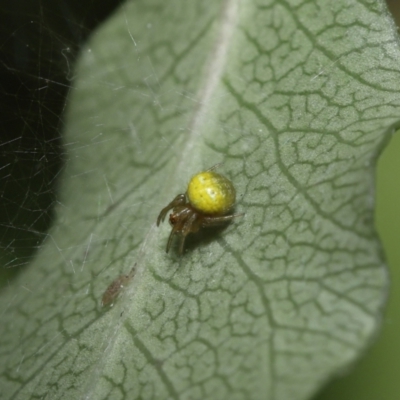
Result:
[157, 166, 243, 254]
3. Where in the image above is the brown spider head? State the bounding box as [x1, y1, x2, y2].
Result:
[169, 213, 178, 226]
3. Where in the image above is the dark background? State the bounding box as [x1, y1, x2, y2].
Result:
[0, 0, 123, 281]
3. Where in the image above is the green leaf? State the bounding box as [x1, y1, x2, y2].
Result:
[315, 129, 400, 400]
[0, 0, 398, 399]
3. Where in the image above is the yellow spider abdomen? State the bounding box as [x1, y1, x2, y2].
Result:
[187, 171, 236, 215]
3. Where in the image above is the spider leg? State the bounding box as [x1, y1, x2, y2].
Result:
[166, 225, 179, 253]
[157, 194, 186, 226]
[201, 213, 244, 227]
[206, 163, 223, 172]
[178, 212, 199, 254]
[177, 235, 185, 255]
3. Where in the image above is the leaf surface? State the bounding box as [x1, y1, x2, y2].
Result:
[1, 0, 399, 399]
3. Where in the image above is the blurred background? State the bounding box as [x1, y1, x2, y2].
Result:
[315, 1, 400, 398]
[0, 0, 124, 282]
[0, 1, 399, 399]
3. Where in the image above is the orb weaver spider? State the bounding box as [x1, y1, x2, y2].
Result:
[157, 166, 243, 254]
